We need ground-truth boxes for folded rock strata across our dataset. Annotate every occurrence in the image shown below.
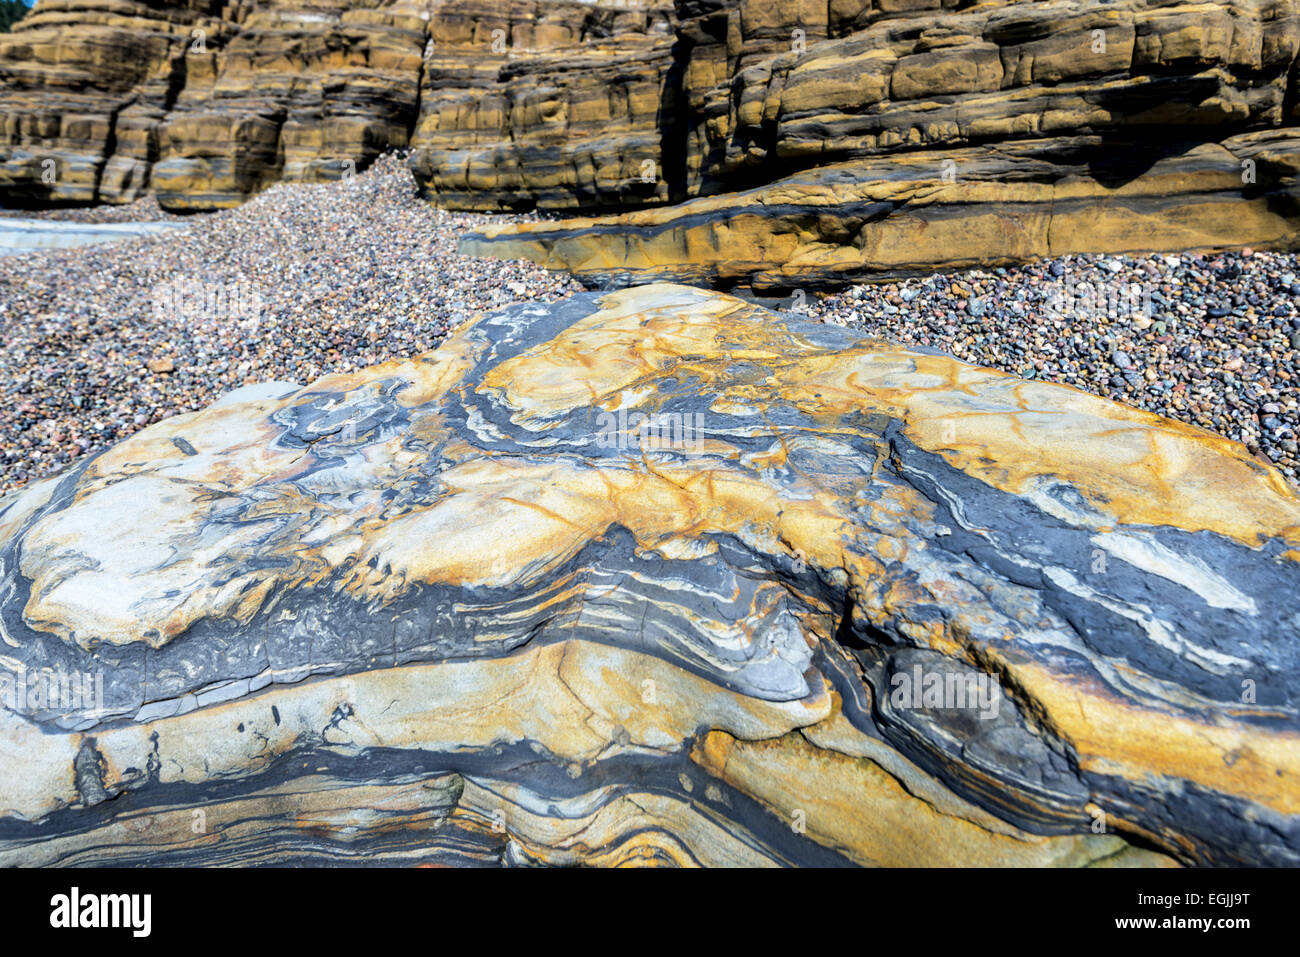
[0,284,1296,866]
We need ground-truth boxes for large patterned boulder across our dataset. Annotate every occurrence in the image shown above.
[0,284,1295,866]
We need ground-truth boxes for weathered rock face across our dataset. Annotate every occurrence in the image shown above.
[0,0,679,211]
[465,129,1300,289]
[674,0,1300,195]
[469,0,1300,285]
[1,284,1296,866]
[10,0,1300,277]
[152,0,430,210]
[0,0,417,209]
[408,0,679,212]
[0,0,225,205]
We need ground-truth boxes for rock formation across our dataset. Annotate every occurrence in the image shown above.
[0,0,434,209]
[467,0,1300,285]
[8,0,1300,287]
[0,0,679,211]
[464,129,1300,289]
[0,284,1296,866]
[0,0,222,205]
[152,0,430,210]
[408,0,679,212]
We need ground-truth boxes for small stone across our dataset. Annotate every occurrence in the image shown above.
[147,358,176,374]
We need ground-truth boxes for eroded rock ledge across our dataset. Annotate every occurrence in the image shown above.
[465,0,1300,286]
[0,284,1296,866]
[463,130,1300,289]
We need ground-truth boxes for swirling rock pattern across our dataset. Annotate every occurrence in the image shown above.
[1,283,1297,866]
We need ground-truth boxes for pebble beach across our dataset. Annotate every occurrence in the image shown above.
[804,252,1300,484]
[0,152,1297,493]
[0,153,581,492]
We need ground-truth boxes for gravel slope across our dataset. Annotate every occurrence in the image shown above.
[0,154,582,491]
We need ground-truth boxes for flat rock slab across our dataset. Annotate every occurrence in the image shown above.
[0,283,1296,866]
[463,131,1300,289]
[0,218,187,255]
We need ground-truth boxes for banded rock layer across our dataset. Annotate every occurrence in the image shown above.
[465,129,1300,289]
[0,0,679,210]
[152,0,431,210]
[0,284,1297,866]
[471,0,1300,284]
[408,0,679,212]
[0,0,228,205]
[8,0,1300,259]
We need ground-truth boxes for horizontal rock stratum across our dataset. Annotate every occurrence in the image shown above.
[0,284,1297,866]
[0,0,678,210]
[463,130,1300,289]
[465,0,1300,285]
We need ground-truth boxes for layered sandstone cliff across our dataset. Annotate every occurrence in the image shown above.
[4,0,1300,274]
[0,0,435,209]
[0,0,680,210]
[0,0,225,205]
[409,0,679,211]
[152,0,430,210]
[468,0,1300,285]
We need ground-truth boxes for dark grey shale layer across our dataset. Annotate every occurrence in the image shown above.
[0,284,1296,867]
